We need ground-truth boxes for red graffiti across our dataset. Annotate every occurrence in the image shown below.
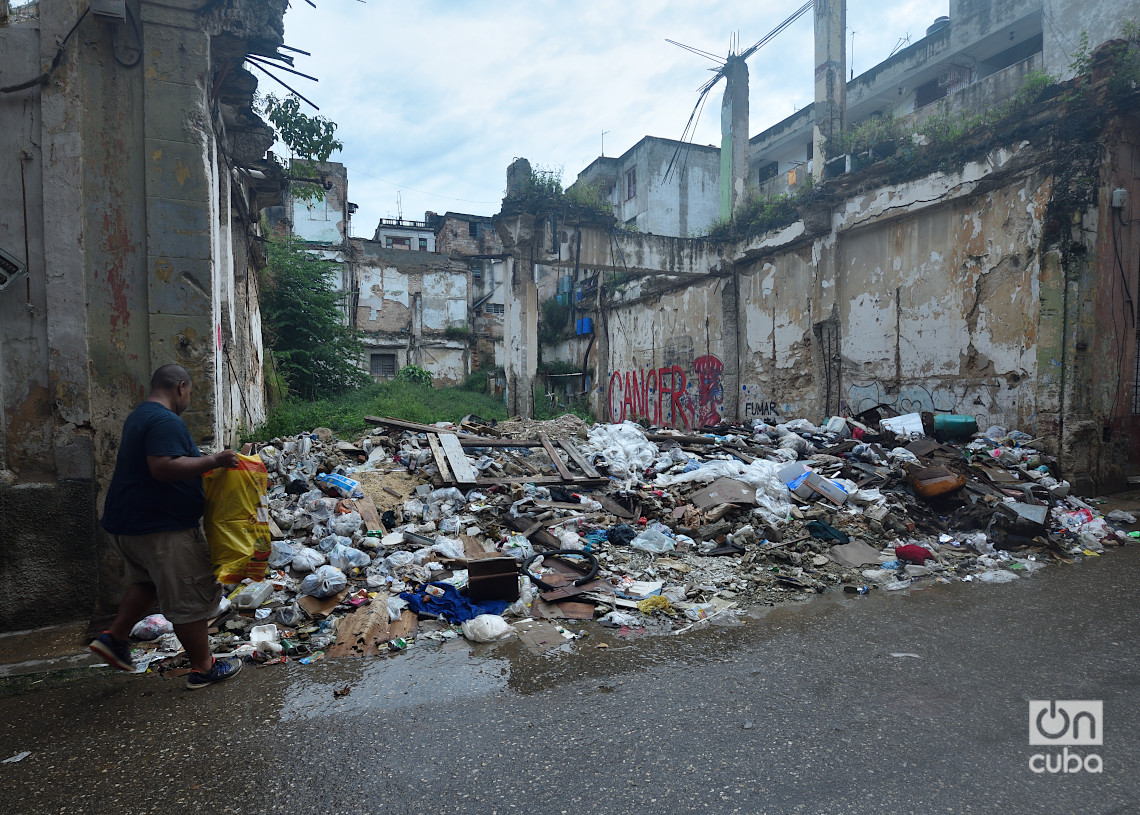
[607,365,693,429]
[692,354,724,428]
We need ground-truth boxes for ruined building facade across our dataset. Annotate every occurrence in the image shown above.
[0,0,287,627]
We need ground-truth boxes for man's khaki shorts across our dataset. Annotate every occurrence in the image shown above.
[111,527,222,625]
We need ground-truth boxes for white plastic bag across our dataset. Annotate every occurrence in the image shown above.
[631,528,675,554]
[268,540,299,569]
[430,537,466,560]
[330,511,363,537]
[584,421,658,479]
[328,543,370,572]
[299,565,347,598]
[460,614,513,642]
[291,546,326,573]
[502,534,534,561]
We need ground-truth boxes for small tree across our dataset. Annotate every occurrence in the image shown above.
[262,93,344,201]
[261,236,369,400]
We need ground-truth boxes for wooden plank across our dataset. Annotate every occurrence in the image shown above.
[502,513,562,550]
[352,495,386,533]
[475,475,608,487]
[594,494,635,519]
[558,438,600,478]
[538,432,574,481]
[503,450,541,475]
[364,415,479,438]
[439,433,477,484]
[426,434,453,482]
[459,437,542,448]
[268,516,286,540]
[461,533,492,560]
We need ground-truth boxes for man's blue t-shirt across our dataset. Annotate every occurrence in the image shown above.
[101,401,205,535]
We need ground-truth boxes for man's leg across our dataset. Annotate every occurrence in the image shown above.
[172,619,213,673]
[107,582,159,641]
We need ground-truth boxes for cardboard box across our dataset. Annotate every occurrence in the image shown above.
[467,556,520,601]
[802,472,848,506]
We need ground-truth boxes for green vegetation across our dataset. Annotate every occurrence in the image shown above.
[444,324,471,340]
[393,364,433,387]
[262,93,343,201]
[533,384,595,423]
[501,164,615,223]
[538,296,572,346]
[247,380,508,442]
[260,236,370,400]
[705,179,817,241]
[459,363,501,393]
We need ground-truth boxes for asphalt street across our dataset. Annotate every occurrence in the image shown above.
[0,544,1137,815]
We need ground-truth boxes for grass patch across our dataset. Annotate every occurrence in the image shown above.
[247,380,507,442]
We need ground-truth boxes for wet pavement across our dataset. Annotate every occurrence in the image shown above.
[1,545,1137,814]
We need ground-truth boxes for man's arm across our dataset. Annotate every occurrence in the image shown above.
[148,450,240,482]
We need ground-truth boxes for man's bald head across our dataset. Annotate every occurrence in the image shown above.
[151,364,191,393]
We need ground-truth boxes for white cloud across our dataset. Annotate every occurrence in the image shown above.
[275,0,945,233]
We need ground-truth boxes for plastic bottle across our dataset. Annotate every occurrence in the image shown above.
[233,581,273,609]
[843,585,870,594]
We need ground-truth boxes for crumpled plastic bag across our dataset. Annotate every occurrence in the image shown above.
[655,458,791,525]
[501,535,534,561]
[430,537,466,560]
[291,546,326,573]
[975,569,1018,584]
[598,610,642,628]
[584,421,658,478]
[328,543,370,572]
[330,511,363,537]
[318,534,352,553]
[299,565,347,598]
[631,528,675,554]
[268,540,298,570]
[386,595,408,622]
[460,614,514,642]
[130,614,173,641]
[384,550,416,571]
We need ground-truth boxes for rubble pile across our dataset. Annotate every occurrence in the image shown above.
[125,410,1137,672]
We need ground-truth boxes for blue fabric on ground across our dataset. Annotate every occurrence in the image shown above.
[400,582,509,623]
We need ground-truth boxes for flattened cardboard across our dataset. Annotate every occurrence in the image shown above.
[691,477,757,510]
[827,540,884,567]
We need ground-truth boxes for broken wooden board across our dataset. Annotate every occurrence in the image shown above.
[594,494,635,519]
[268,516,286,540]
[538,579,610,602]
[326,597,390,657]
[364,415,478,438]
[426,434,453,482]
[439,433,477,484]
[557,438,600,479]
[461,533,493,560]
[538,432,575,481]
[502,514,562,550]
[459,437,542,448]
[352,494,386,533]
[475,475,608,487]
[532,599,595,620]
[297,588,349,619]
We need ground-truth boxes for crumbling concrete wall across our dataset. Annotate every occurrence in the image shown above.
[0,0,282,629]
[543,98,1138,490]
[351,241,472,385]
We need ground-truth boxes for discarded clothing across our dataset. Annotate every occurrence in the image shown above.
[400,581,509,624]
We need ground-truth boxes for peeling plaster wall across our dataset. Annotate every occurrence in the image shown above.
[350,241,472,385]
[576,110,1138,490]
[0,0,282,629]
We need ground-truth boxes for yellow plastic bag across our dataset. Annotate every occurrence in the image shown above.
[203,454,271,584]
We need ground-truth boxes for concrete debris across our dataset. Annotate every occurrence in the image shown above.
[122,410,1138,673]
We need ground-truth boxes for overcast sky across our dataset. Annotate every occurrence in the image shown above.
[273,0,946,236]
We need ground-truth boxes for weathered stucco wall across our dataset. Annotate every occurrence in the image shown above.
[0,0,282,629]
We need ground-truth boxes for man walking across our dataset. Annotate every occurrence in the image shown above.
[91,364,243,689]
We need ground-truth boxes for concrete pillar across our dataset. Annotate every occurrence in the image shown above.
[497,214,538,419]
[812,0,846,182]
[719,57,749,220]
[140,1,218,446]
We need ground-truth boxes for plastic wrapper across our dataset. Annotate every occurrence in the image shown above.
[384,550,416,570]
[318,534,352,553]
[501,534,534,561]
[299,565,347,598]
[315,472,364,499]
[430,537,465,560]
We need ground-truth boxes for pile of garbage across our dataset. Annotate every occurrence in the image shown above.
[124,411,1137,672]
